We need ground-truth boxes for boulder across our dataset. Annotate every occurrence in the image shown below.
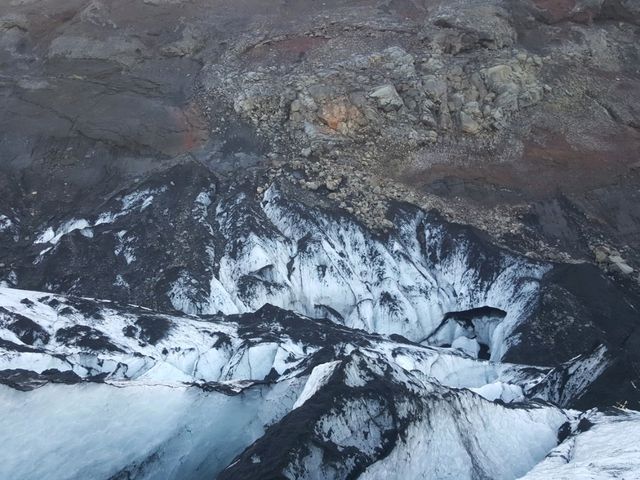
[422,75,448,100]
[370,85,404,110]
[325,177,341,191]
[594,249,609,263]
[495,88,520,111]
[425,130,438,142]
[609,254,625,264]
[485,65,513,91]
[519,86,543,108]
[421,112,437,128]
[431,4,516,52]
[460,111,481,134]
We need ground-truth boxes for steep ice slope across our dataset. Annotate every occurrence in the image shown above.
[212,184,547,363]
[8,163,549,363]
[219,351,568,480]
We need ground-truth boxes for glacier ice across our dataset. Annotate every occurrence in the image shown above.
[2,169,638,479]
[520,410,640,480]
[0,285,637,479]
[0,379,301,480]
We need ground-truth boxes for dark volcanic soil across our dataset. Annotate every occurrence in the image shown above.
[2,0,639,274]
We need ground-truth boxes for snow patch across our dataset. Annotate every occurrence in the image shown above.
[0,215,13,231]
[293,360,341,409]
[35,219,90,245]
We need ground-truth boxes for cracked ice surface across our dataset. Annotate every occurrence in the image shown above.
[183,185,548,362]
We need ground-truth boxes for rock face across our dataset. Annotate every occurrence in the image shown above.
[1,0,640,478]
[2,0,639,267]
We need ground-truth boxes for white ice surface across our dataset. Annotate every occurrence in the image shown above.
[520,410,640,480]
[188,185,548,362]
[362,395,567,480]
[0,285,637,480]
[0,379,302,480]
[0,285,610,411]
[293,360,341,409]
[35,218,90,244]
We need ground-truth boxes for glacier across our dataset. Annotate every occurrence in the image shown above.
[1,163,639,479]
[0,285,637,479]
[12,165,551,364]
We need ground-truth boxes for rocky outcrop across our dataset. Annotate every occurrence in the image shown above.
[2,0,639,274]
